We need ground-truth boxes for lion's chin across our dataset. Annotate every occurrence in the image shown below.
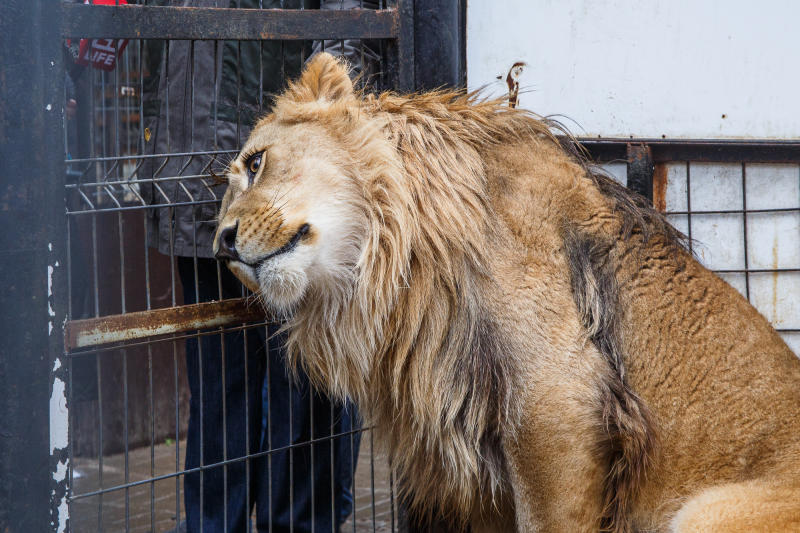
[258,270,308,314]
[225,261,261,293]
[226,260,308,313]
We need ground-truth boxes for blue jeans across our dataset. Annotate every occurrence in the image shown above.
[179,258,360,533]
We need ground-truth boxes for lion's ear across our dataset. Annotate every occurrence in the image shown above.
[287,52,355,103]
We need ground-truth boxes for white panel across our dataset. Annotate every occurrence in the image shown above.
[666,214,688,237]
[467,0,800,139]
[745,164,800,210]
[664,163,688,213]
[601,162,627,185]
[746,212,800,270]
[749,273,800,329]
[689,163,742,212]
[691,214,745,270]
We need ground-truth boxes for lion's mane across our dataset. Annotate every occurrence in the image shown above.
[263,57,687,527]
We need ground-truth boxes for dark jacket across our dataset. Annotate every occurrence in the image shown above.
[141,0,378,257]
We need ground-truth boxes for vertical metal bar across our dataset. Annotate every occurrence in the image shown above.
[244,327,252,533]
[369,429,376,532]
[330,401,335,533]
[67,340,75,532]
[67,216,74,319]
[309,388,315,533]
[266,329,274,533]
[686,162,694,256]
[221,332,229,532]
[149,342,156,531]
[92,215,100,317]
[0,2,68,529]
[214,40,219,148]
[626,143,655,203]
[258,37,264,116]
[139,40,153,314]
[236,40,242,148]
[742,163,751,300]
[96,353,104,531]
[101,69,108,181]
[123,347,130,533]
[289,379,294,533]
[412,0,463,91]
[66,222,75,531]
[165,40,171,154]
[174,338,182,529]
[391,0,415,92]
[351,410,356,533]
[124,40,132,171]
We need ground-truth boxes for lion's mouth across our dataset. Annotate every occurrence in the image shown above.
[241,223,310,269]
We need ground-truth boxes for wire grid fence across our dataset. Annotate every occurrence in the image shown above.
[662,161,800,353]
[602,160,800,354]
[62,3,400,532]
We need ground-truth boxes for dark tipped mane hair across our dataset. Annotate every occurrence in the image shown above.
[280,78,688,531]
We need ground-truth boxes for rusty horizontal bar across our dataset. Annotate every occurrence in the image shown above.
[576,138,800,163]
[61,4,398,40]
[65,298,267,351]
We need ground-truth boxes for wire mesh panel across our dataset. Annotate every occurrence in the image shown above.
[598,157,800,355]
[660,162,800,354]
[59,2,406,532]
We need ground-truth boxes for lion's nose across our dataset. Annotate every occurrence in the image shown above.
[215,223,240,261]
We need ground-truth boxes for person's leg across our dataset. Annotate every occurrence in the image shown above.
[334,401,361,526]
[255,327,349,533]
[180,257,265,533]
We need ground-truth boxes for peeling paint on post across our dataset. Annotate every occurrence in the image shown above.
[0,1,68,531]
[50,364,69,533]
[49,247,69,533]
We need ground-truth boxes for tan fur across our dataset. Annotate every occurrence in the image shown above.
[215,54,800,532]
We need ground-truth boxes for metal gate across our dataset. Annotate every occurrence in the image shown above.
[0,1,465,532]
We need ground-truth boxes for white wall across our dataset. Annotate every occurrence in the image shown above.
[467,0,800,139]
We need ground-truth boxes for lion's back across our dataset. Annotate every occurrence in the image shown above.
[481,135,800,526]
[622,248,800,514]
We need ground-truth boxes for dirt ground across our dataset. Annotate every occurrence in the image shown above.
[71,430,396,532]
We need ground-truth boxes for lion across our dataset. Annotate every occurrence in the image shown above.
[213,53,800,532]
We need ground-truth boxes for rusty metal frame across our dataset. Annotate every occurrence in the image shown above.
[65,298,267,351]
[579,138,800,164]
[61,4,399,41]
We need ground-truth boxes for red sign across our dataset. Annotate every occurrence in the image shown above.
[74,0,130,72]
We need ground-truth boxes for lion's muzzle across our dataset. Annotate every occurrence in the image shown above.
[215,222,240,262]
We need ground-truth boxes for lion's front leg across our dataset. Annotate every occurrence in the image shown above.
[503,389,608,533]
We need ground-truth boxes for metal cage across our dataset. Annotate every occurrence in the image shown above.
[0,2,798,533]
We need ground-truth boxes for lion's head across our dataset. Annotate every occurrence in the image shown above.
[214,54,383,313]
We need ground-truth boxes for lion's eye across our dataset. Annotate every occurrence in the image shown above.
[245,152,263,187]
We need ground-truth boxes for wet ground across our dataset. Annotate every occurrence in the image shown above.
[71,431,395,532]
